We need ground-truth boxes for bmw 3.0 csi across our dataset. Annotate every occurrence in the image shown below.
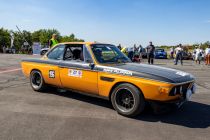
[21,42,196,117]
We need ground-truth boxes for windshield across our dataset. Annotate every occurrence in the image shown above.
[91,44,131,64]
[156,49,164,52]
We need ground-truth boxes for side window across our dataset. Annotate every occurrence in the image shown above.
[63,45,83,62]
[64,47,73,60]
[84,46,93,63]
[48,45,65,60]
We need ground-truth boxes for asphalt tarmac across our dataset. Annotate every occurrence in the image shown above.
[0,54,210,140]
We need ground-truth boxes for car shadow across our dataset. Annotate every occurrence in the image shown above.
[135,101,210,128]
[44,89,113,109]
[45,89,210,128]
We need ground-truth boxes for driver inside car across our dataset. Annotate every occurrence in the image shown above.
[93,49,104,63]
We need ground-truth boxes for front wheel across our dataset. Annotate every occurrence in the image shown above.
[111,83,145,117]
[30,70,46,92]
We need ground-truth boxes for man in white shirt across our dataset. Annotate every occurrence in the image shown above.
[174,44,183,65]
[205,45,210,65]
[195,46,203,64]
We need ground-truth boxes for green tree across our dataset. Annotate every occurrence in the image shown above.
[60,33,84,42]
[0,28,10,50]
[32,29,61,46]
[13,30,32,51]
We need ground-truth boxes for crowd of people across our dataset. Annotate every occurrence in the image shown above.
[118,42,210,66]
[117,42,156,64]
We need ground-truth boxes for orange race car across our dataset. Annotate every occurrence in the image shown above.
[21,42,196,117]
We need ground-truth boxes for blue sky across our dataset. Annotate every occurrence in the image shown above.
[0,0,210,46]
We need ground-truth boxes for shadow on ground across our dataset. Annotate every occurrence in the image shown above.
[135,101,210,128]
[45,89,210,129]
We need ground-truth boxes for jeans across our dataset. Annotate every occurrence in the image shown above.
[175,53,183,65]
[148,53,154,64]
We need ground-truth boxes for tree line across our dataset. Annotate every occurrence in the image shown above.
[0,27,84,52]
[160,41,210,51]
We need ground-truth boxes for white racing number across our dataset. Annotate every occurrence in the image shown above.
[68,69,82,78]
[176,71,188,77]
[49,70,55,78]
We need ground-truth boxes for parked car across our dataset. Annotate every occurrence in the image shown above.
[182,52,193,60]
[40,47,50,55]
[154,49,167,59]
[141,48,147,58]
[21,42,196,117]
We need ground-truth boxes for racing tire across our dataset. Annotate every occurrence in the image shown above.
[30,70,46,92]
[111,83,145,117]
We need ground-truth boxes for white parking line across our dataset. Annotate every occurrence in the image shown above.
[0,68,22,74]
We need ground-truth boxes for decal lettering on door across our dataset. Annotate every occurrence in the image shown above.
[103,68,133,76]
[68,69,82,78]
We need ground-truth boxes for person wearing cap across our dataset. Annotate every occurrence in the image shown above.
[49,34,58,48]
[174,44,183,65]
[205,45,210,65]
[146,42,155,64]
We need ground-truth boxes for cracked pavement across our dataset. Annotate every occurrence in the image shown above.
[0,54,210,140]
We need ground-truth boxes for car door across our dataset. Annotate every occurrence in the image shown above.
[59,44,99,95]
[42,44,65,87]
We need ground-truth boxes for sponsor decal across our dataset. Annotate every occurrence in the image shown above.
[103,68,132,76]
[176,71,188,77]
[49,70,55,78]
[68,69,82,78]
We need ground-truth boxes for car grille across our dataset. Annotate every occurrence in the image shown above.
[169,82,193,96]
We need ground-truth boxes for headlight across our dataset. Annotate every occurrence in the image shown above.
[159,87,171,94]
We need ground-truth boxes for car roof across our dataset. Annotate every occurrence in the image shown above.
[58,42,115,46]
[59,42,94,45]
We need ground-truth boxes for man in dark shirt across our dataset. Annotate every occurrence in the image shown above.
[146,41,155,64]
[117,44,122,50]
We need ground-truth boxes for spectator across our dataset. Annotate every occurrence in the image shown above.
[139,45,143,59]
[174,44,184,65]
[128,47,134,61]
[2,45,6,53]
[121,47,128,56]
[117,44,122,50]
[195,46,203,64]
[205,45,210,65]
[193,48,197,61]
[170,47,175,59]
[146,42,155,64]
[133,44,140,62]
[49,34,58,48]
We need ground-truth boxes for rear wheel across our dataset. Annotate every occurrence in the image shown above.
[30,70,46,92]
[111,83,145,117]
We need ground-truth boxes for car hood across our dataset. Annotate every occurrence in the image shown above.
[108,63,194,84]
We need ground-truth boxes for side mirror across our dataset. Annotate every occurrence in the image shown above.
[86,59,93,63]
[89,63,95,69]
